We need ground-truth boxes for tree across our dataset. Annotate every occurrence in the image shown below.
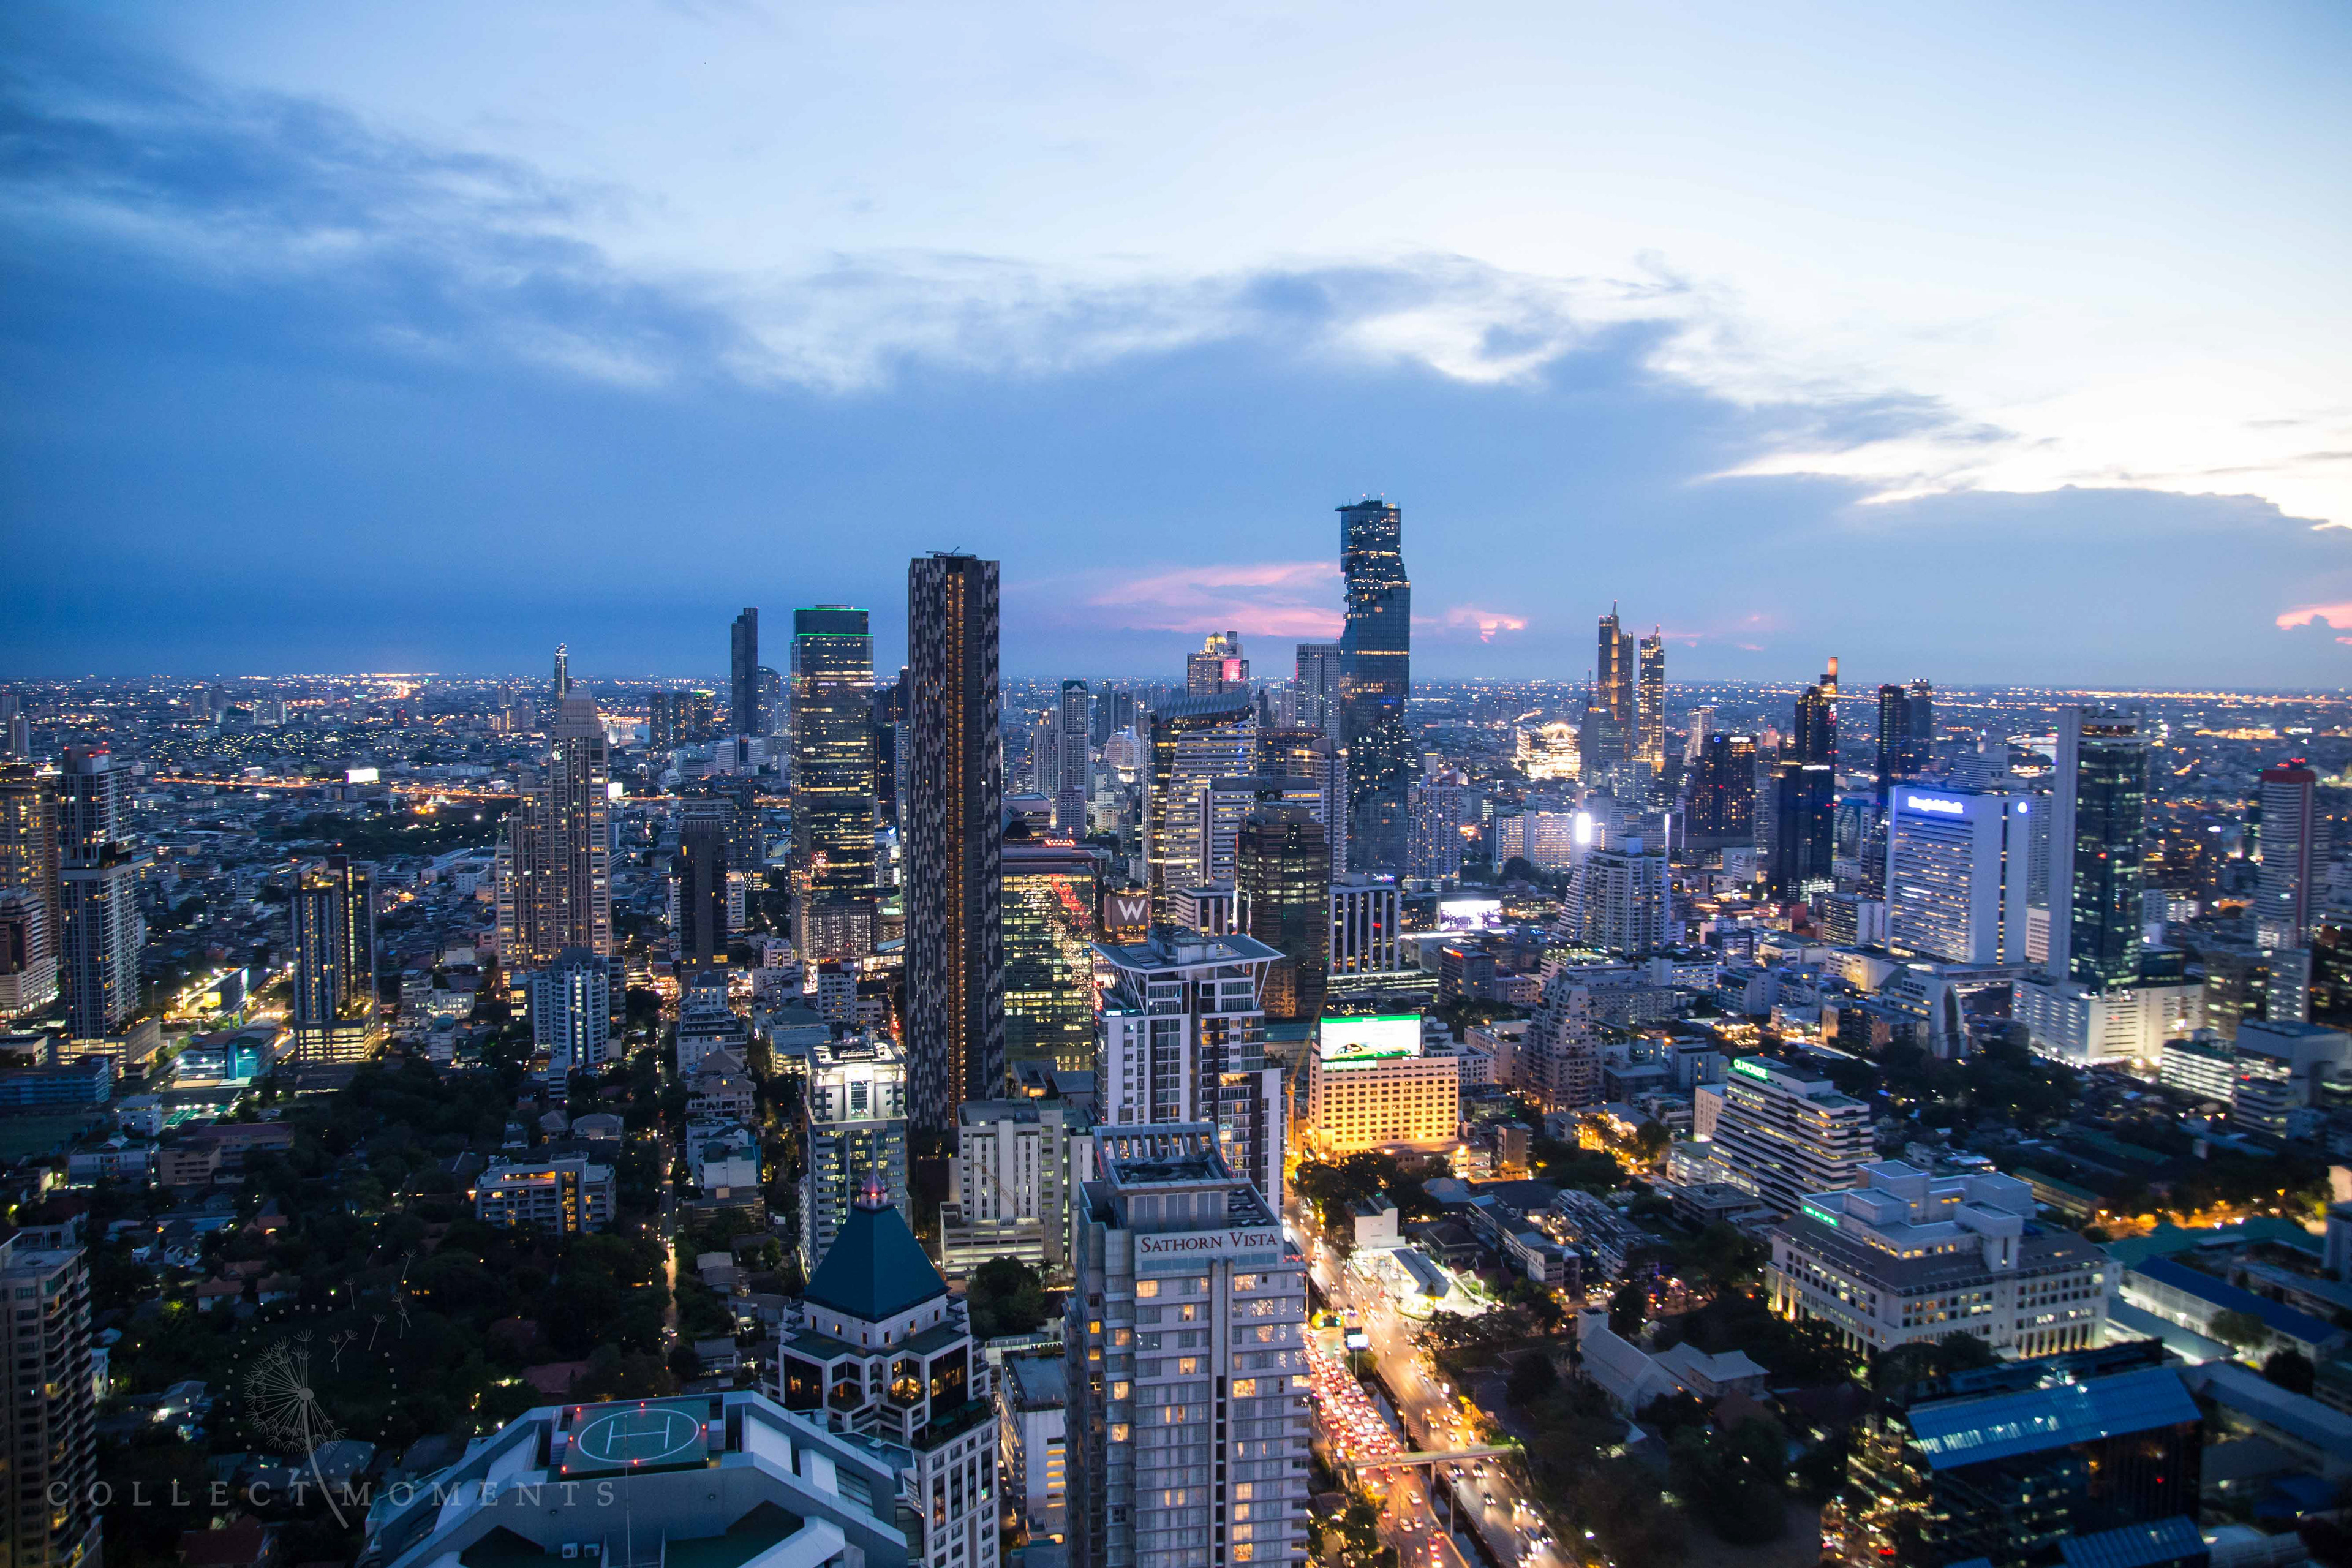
[1608,1280,1647,1340]
[1872,1331,2000,1392]
[965,1257,1052,1341]
[2261,1348,2315,1395]
[1683,1222,1766,1298]
[1507,1351,1558,1407]
[2210,1309,2272,1357]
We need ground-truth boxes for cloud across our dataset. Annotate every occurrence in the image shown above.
[2275,601,2352,631]
[1059,561,1344,641]
[1429,605,1528,643]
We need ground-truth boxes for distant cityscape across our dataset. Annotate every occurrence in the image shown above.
[3,502,2351,1568]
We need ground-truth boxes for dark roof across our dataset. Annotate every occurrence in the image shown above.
[2130,1256,2343,1347]
[1907,1365,2198,1471]
[802,1200,947,1323]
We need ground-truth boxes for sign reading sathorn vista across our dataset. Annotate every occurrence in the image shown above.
[1134,1227,1281,1261]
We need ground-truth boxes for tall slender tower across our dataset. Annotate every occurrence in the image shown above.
[1793,681,1838,764]
[2255,763,2317,949]
[1875,684,1913,793]
[905,553,1005,1131]
[1238,805,1332,1023]
[503,696,612,968]
[551,643,570,700]
[791,606,878,957]
[1144,693,1257,916]
[1590,608,1634,769]
[0,763,61,994]
[1294,641,1342,735]
[289,856,378,1062]
[673,799,731,973]
[729,607,760,739]
[1637,627,1666,771]
[1052,678,1091,834]
[1337,500,1411,873]
[2048,706,2146,989]
[57,748,141,1041]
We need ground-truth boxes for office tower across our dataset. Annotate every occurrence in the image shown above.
[1198,773,1329,889]
[672,799,731,970]
[728,606,760,738]
[871,676,905,834]
[1683,704,1714,764]
[797,1033,911,1281]
[684,687,718,744]
[790,606,878,958]
[1003,839,1105,1071]
[1698,1057,1871,1213]
[1569,838,1668,956]
[1588,607,1634,769]
[527,948,612,1076]
[2256,762,2318,948]
[1328,875,1402,982]
[1144,692,1256,915]
[551,641,569,699]
[1637,628,1665,771]
[1524,978,1601,1108]
[1768,1159,2108,1360]
[1186,631,1249,696]
[501,696,612,970]
[1237,806,1331,1023]
[905,552,1005,1131]
[1304,1022,1459,1156]
[1766,759,1834,900]
[57,748,140,1041]
[0,763,60,996]
[1293,640,1341,734]
[1093,927,1287,1207]
[289,856,377,1062]
[1256,728,1348,876]
[1829,1341,2199,1568]
[5,714,27,760]
[1049,678,1092,833]
[1884,785,2033,965]
[0,889,57,1017]
[1406,769,1465,881]
[1336,499,1413,873]
[1907,678,1934,768]
[1874,684,1913,791]
[753,663,784,737]
[2048,706,2146,989]
[940,1097,1090,1281]
[1064,1125,1310,1568]
[1793,680,1836,764]
[2,1230,99,1568]
[1689,733,1757,843]
[774,1181,1001,1568]
[646,689,676,751]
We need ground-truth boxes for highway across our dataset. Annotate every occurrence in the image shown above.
[1292,1202,1564,1568]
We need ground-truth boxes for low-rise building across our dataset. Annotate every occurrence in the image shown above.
[473,1156,616,1234]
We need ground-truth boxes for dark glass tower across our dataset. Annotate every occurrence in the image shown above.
[1238,805,1331,1023]
[2052,706,2146,989]
[1001,838,1103,1071]
[1589,608,1635,769]
[290,855,377,1061]
[791,606,878,958]
[1691,733,1757,840]
[1875,683,1912,791]
[1793,682,1837,764]
[1767,759,1835,899]
[673,798,731,973]
[905,554,1005,1131]
[728,606,760,739]
[1336,500,1412,873]
[1637,628,1665,771]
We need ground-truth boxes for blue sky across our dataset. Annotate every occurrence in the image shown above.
[4,1,2350,687]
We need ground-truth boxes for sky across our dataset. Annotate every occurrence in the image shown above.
[4,1,2351,689]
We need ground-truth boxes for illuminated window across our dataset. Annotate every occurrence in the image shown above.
[1232,1378,1257,1396]
[1135,1280,1159,1299]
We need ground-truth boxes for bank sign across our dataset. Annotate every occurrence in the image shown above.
[1134,1227,1281,1270]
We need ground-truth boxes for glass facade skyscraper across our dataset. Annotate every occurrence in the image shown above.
[1001,839,1103,1071]
[1589,607,1634,768]
[791,605,877,957]
[728,606,760,739]
[1336,500,1412,873]
[1237,805,1331,1023]
[2050,706,2146,989]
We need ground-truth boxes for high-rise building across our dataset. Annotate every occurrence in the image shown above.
[872,676,905,835]
[1689,733,1758,844]
[1874,684,1912,791]
[551,641,570,700]
[1766,758,1835,900]
[2,1229,99,1568]
[0,888,58,1018]
[1255,728,1348,876]
[1144,692,1256,916]
[728,606,760,739]
[672,798,731,971]
[1002,839,1104,1072]
[1828,1341,2199,1568]
[1328,875,1402,983]
[1589,608,1634,770]
[791,605,878,958]
[2256,762,2319,948]
[940,1097,1091,1283]
[905,553,1005,1131]
[1907,678,1934,770]
[2048,706,2146,989]
[1293,641,1341,735]
[1523,978,1600,1108]
[527,948,612,1077]
[1064,1125,1310,1568]
[0,763,60,1003]
[1793,681,1836,764]
[1304,1023,1460,1156]
[1093,927,1287,1207]
[500,696,612,970]
[1408,769,1466,881]
[1569,838,1668,956]
[1697,1057,1872,1215]
[798,1033,911,1281]
[57,748,141,1041]
[1237,805,1331,1023]
[1186,631,1249,696]
[1637,628,1665,771]
[1884,785,2034,965]
[289,856,377,1063]
[1198,774,1329,889]
[1337,500,1412,874]
[1052,679,1091,833]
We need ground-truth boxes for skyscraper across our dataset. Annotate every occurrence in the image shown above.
[551,642,570,700]
[729,606,760,739]
[1237,805,1331,1023]
[1793,680,1837,764]
[2,1230,99,1568]
[905,552,1005,1131]
[1637,627,1666,771]
[57,748,141,1041]
[1293,640,1341,734]
[796,1034,912,1280]
[1144,691,1257,916]
[1874,683,1915,791]
[1052,678,1091,833]
[527,948,612,1077]
[1337,500,1412,873]
[1689,733,1757,843]
[1766,759,1835,900]
[501,695,612,970]
[2256,762,2318,948]
[1907,677,1935,769]
[290,856,377,1062]
[1002,838,1104,1072]
[2048,706,2146,989]
[1883,786,2033,965]
[673,797,731,971]
[1589,607,1634,769]
[0,763,60,1005]
[1186,631,1249,696]
[790,605,878,957]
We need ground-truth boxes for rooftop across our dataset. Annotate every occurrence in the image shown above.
[802,1196,948,1324]
[2128,1256,2343,1348]
[1905,1364,2199,1471]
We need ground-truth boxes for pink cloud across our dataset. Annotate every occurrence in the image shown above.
[2277,601,2352,631]
[1076,560,1343,639]
[1430,605,1528,642]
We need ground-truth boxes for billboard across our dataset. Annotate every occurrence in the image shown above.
[1438,897,1502,932]
[1101,890,1152,943]
[1319,1013,1422,1064]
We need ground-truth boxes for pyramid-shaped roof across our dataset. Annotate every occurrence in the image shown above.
[802,1196,948,1324]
